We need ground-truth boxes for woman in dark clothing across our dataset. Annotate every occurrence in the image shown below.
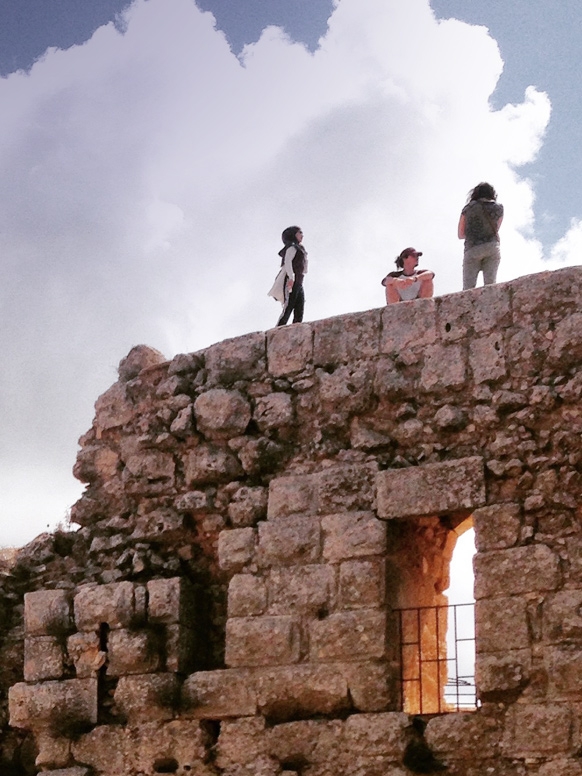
[275,225,308,326]
[458,182,504,289]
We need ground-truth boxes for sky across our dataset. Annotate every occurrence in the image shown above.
[0,0,580,548]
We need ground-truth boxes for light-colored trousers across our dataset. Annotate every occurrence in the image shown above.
[463,241,501,289]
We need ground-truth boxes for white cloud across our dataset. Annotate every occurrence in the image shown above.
[0,0,570,546]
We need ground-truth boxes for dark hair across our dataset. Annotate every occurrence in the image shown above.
[281,226,301,245]
[469,182,497,202]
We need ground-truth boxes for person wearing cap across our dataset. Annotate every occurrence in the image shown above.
[381,248,434,304]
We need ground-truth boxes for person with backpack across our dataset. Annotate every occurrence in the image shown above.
[268,225,308,326]
[458,182,504,289]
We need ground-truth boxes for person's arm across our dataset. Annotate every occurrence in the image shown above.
[283,246,296,278]
[416,269,434,280]
[291,250,305,287]
[457,213,466,239]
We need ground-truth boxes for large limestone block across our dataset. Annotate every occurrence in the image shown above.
[184,445,243,485]
[381,297,437,353]
[548,311,582,368]
[473,503,521,551]
[182,669,256,718]
[339,559,386,609]
[74,581,144,631]
[476,650,531,696]
[474,544,560,599]
[545,646,582,697]
[254,392,294,432]
[469,333,506,383]
[225,616,301,667]
[511,266,582,323]
[313,309,382,366]
[147,577,196,626]
[35,731,71,770]
[420,343,467,391]
[344,712,410,757]
[337,660,396,712]
[267,565,334,615]
[106,628,161,676]
[255,664,350,722]
[24,589,73,636]
[24,636,64,682]
[502,703,573,758]
[9,678,98,733]
[228,574,268,617]
[114,673,179,722]
[227,485,268,527]
[425,710,501,757]
[123,450,175,484]
[475,597,530,652]
[543,590,582,643]
[257,516,321,567]
[205,331,266,383]
[309,610,386,661]
[218,527,256,571]
[215,717,270,770]
[94,382,133,432]
[267,323,313,377]
[267,474,317,518]
[131,509,186,541]
[71,725,131,775]
[316,463,378,514]
[376,457,485,519]
[322,512,386,562]
[131,720,212,775]
[194,388,251,438]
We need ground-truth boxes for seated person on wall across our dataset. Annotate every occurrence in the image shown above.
[381,247,434,304]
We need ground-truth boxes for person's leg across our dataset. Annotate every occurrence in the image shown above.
[482,244,501,285]
[418,276,434,298]
[292,286,305,323]
[463,248,481,289]
[278,282,299,326]
[385,284,401,304]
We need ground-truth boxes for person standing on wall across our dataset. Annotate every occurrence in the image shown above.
[458,182,504,289]
[382,247,434,303]
[269,225,308,326]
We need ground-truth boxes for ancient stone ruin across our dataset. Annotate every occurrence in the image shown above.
[1,266,582,775]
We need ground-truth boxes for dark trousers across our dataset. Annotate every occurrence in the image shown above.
[277,282,305,326]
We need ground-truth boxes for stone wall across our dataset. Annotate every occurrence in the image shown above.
[2,266,582,775]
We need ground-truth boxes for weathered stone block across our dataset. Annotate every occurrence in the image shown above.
[24,589,73,637]
[309,610,386,661]
[71,725,131,775]
[228,574,268,617]
[267,565,334,615]
[545,646,582,697]
[469,333,506,383]
[184,445,243,485]
[267,323,313,377]
[376,457,485,519]
[322,512,386,562]
[316,462,378,513]
[502,703,573,757]
[543,590,582,643]
[225,616,301,667]
[344,712,410,756]
[255,664,350,722]
[425,710,501,756]
[35,732,71,770]
[205,331,266,382]
[254,393,294,432]
[67,632,106,678]
[257,516,321,567]
[267,474,317,518]
[474,545,560,599]
[476,650,531,696]
[9,678,98,733]
[42,768,90,776]
[473,503,521,551]
[24,636,64,682]
[215,717,269,770]
[381,297,437,353]
[131,509,186,541]
[218,527,256,571]
[182,669,256,718]
[147,577,196,625]
[420,343,466,390]
[512,266,582,323]
[114,673,179,722]
[74,581,142,631]
[476,597,530,652]
[194,388,252,438]
[339,559,386,609]
[338,660,396,712]
[106,628,161,676]
[165,624,197,673]
[228,485,268,526]
[313,309,381,366]
[94,382,134,432]
[471,282,512,334]
[123,451,175,481]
